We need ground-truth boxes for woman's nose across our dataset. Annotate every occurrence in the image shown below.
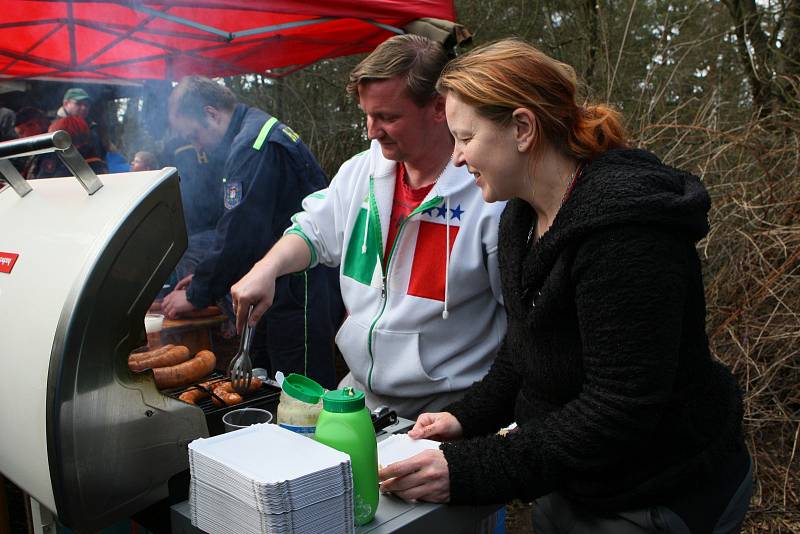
[452,146,466,167]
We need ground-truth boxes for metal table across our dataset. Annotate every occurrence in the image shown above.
[170,418,500,533]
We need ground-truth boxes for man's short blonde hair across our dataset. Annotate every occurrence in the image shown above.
[346,34,449,107]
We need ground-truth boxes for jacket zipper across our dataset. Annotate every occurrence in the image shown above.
[364,176,443,391]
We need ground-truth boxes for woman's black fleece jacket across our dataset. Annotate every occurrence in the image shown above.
[441,148,744,513]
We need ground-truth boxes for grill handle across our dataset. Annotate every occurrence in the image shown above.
[0,130,103,197]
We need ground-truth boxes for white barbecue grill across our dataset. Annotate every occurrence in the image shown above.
[0,132,217,532]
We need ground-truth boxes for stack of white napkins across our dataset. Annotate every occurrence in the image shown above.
[188,424,354,534]
[377,434,440,467]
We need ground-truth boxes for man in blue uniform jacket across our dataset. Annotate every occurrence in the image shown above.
[162,75,343,388]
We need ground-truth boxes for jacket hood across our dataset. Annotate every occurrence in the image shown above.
[506,148,711,251]
[563,148,711,241]
[501,148,711,304]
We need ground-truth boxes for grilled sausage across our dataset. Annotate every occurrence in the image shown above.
[177,377,228,405]
[128,344,174,366]
[215,378,263,395]
[210,378,264,406]
[200,378,228,390]
[153,350,216,389]
[178,387,209,404]
[129,345,191,372]
[212,390,244,406]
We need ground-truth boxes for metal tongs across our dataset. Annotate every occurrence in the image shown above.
[193,379,227,405]
[227,305,255,394]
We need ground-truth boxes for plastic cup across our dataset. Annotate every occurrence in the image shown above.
[144,313,164,333]
[222,408,273,432]
[144,313,164,349]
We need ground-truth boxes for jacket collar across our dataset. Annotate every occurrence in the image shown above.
[499,199,539,317]
[221,103,248,147]
[367,140,471,198]
[207,103,247,163]
[501,148,711,313]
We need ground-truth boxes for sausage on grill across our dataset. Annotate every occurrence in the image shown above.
[153,350,216,389]
[210,378,264,407]
[178,388,209,404]
[128,344,175,366]
[177,378,227,404]
[129,345,190,372]
[212,389,244,406]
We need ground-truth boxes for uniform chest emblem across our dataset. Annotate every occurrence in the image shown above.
[224,181,243,209]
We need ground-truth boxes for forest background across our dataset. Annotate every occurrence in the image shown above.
[113,0,799,531]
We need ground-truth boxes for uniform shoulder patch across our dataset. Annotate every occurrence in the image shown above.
[224,181,243,209]
[281,126,300,143]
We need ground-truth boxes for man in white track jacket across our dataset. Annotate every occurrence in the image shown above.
[232,34,506,418]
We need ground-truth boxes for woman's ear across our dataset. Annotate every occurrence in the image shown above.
[512,108,536,152]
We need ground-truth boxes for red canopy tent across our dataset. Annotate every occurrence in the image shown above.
[0,0,456,81]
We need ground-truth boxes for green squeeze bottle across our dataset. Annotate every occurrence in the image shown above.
[315,386,379,526]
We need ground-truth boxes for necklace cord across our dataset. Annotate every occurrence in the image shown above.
[528,161,583,244]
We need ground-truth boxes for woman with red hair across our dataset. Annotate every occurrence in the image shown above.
[378,38,751,534]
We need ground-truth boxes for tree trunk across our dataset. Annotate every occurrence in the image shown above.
[721,0,774,114]
[778,0,800,107]
[584,0,600,85]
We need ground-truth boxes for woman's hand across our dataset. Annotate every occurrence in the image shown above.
[378,449,450,503]
[407,412,463,441]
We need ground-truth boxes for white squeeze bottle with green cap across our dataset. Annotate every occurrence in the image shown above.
[315,386,379,525]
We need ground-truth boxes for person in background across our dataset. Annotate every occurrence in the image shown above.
[163,136,224,238]
[162,136,224,281]
[104,143,130,173]
[158,137,223,327]
[131,150,159,172]
[0,107,17,142]
[57,87,91,121]
[230,34,507,419]
[34,116,108,178]
[0,107,18,180]
[57,87,106,161]
[12,107,50,177]
[378,38,752,534]
[161,76,343,388]
[14,107,49,139]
